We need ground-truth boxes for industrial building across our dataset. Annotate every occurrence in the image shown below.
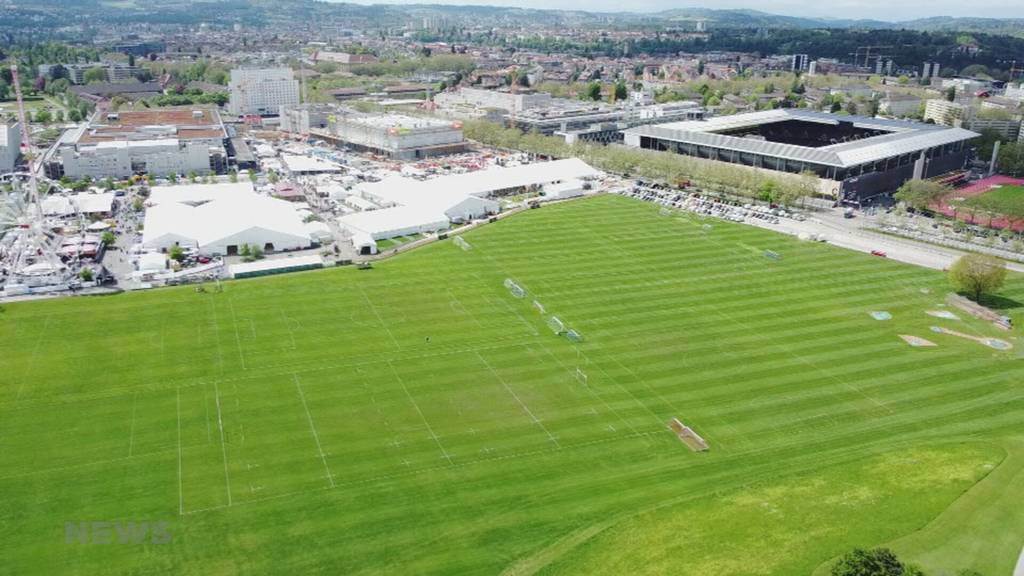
[228,68,300,117]
[0,120,21,174]
[339,158,600,254]
[434,87,554,114]
[623,109,978,202]
[314,113,467,160]
[53,109,228,179]
[142,182,312,256]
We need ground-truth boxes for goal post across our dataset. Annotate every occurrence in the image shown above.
[504,278,527,298]
[547,315,565,335]
[453,236,472,251]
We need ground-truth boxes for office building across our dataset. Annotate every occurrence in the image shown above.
[228,68,300,117]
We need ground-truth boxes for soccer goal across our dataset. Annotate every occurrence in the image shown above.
[565,329,583,343]
[547,315,565,335]
[453,236,472,251]
[504,278,527,298]
[532,300,546,314]
[575,368,588,385]
[659,207,673,217]
[764,250,781,261]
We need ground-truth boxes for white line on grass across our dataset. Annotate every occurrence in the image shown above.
[176,387,183,516]
[475,350,561,449]
[388,361,453,464]
[293,374,335,488]
[207,298,226,377]
[182,429,661,517]
[14,314,52,402]
[213,380,233,506]
[128,390,138,457]
[534,345,643,437]
[359,287,402,350]
[226,299,247,371]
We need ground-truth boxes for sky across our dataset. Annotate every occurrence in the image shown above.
[338,0,1024,21]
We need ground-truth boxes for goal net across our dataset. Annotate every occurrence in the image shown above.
[659,207,673,217]
[453,236,472,251]
[532,300,546,314]
[547,315,565,334]
[565,329,583,343]
[764,250,781,261]
[504,278,527,298]
[575,368,588,385]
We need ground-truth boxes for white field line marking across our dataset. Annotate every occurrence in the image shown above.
[181,429,660,517]
[212,380,233,506]
[176,387,184,516]
[447,287,484,328]
[15,314,52,401]
[388,361,452,464]
[709,303,894,416]
[293,374,335,488]
[534,345,642,437]
[207,297,226,376]
[226,299,247,371]
[127,390,138,457]
[359,287,402,351]
[475,350,561,448]
[280,310,298,350]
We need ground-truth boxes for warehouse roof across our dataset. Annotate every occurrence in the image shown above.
[624,109,978,168]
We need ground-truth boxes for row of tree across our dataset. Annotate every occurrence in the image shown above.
[463,120,819,206]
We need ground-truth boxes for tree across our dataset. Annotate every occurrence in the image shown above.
[585,82,602,101]
[33,109,52,123]
[100,231,116,246]
[945,86,956,102]
[83,66,107,84]
[613,81,628,102]
[950,253,1007,302]
[831,548,914,576]
[229,169,238,183]
[169,245,185,262]
[79,268,94,282]
[248,170,258,184]
[267,169,279,184]
[894,179,951,211]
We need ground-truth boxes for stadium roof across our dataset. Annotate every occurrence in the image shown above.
[623,109,979,168]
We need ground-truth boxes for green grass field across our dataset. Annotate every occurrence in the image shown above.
[2,194,1023,575]
[963,184,1024,217]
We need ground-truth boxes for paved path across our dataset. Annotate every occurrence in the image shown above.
[746,211,1024,274]
[1015,545,1024,576]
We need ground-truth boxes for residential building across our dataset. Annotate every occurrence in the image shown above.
[879,93,922,118]
[228,68,300,117]
[924,99,967,126]
[0,120,21,174]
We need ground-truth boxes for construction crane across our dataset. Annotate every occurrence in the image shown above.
[508,65,520,130]
[3,63,68,288]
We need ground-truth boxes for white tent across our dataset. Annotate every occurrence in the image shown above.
[143,182,311,256]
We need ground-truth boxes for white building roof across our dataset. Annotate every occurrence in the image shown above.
[280,154,344,174]
[143,182,308,251]
[229,255,323,277]
[149,182,255,206]
[41,192,115,216]
[340,158,599,240]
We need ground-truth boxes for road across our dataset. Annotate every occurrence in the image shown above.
[746,209,1024,274]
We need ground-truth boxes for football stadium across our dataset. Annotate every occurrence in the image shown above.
[623,110,979,203]
[2,194,1023,575]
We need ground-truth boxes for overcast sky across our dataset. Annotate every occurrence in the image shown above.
[340,0,1024,21]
